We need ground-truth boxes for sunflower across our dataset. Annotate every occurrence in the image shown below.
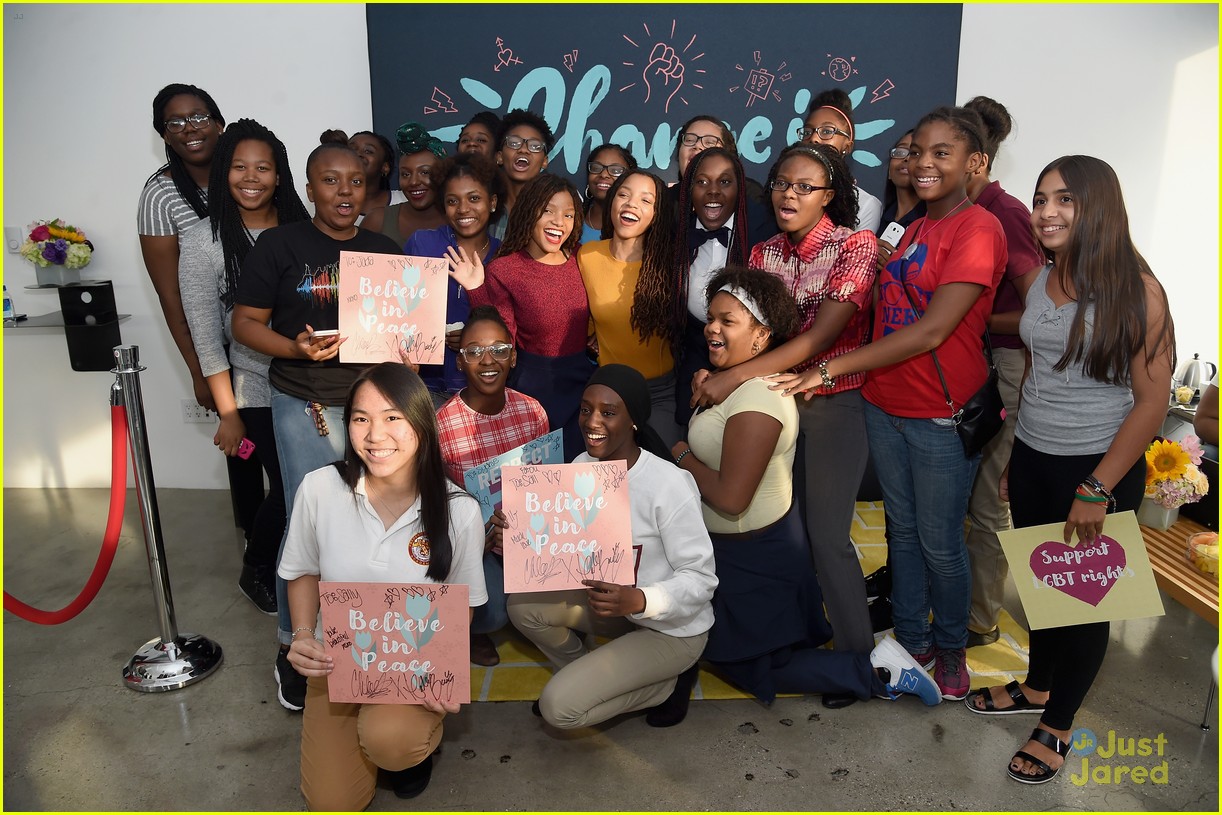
[1145,439,1189,483]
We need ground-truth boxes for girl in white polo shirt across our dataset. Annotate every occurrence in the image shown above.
[279,363,486,809]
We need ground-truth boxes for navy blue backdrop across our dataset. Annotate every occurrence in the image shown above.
[367,4,962,194]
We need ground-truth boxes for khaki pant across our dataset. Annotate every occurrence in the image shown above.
[299,675,444,811]
[965,345,1026,634]
[508,590,708,729]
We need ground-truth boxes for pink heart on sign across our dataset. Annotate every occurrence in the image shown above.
[1029,535,1127,607]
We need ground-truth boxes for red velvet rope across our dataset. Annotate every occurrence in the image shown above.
[4,404,128,624]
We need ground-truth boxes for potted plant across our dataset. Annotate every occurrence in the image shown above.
[20,219,93,286]
[1139,435,1209,530]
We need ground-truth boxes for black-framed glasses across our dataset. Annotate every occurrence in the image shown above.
[679,133,723,148]
[503,136,546,153]
[768,179,833,195]
[889,147,912,160]
[459,342,513,362]
[164,114,213,133]
[796,125,851,142]
[587,162,627,177]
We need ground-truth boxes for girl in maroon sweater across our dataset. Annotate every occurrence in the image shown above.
[446,174,592,459]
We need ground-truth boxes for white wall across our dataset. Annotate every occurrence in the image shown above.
[958,2,1219,367]
[3,3,1218,489]
[2,3,370,488]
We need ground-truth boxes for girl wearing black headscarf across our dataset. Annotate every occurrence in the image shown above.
[508,365,718,729]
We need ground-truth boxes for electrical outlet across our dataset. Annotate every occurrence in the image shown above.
[181,399,217,424]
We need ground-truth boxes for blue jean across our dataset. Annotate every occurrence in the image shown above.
[271,387,347,643]
[471,551,508,634]
[864,401,979,653]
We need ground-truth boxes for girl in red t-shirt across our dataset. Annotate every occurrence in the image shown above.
[770,106,1007,703]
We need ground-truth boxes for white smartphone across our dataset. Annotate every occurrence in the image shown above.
[880,221,906,247]
[309,329,340,339]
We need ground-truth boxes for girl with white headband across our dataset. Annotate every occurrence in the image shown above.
[689,143,879,708]
[672,268,939,708]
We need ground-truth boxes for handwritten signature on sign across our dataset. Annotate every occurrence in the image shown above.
[348,667,458,704]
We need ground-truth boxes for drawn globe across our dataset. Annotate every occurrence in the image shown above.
[828,57,852,82]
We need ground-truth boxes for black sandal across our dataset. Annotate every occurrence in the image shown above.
[1007,727,1071,784]
[965,680,1046,715]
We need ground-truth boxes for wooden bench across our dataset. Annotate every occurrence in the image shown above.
[1142,515,1219,626]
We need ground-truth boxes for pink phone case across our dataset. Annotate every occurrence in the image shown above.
[237,438,256,460]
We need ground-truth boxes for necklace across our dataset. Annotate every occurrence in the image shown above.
[903,197,971,261]
[367,481,409,521]
[915,196,972,244]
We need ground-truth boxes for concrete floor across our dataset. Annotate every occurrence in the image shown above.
[3,486,1218,812]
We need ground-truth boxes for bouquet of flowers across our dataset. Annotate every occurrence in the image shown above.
[1145,435,1209,509]
[20,219,93,269]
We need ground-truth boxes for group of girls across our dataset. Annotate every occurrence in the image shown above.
[143,80,1174,807]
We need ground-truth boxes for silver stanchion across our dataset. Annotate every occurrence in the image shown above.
[113,345,222,691]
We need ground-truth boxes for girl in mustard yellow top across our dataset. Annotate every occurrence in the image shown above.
[578,169,683,448]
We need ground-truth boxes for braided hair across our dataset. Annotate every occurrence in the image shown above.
[601,170,675,344]
[494,174,583,260]
[672,147,750,333]
[207,119,310,308]
[146,83,225,220]
[767,143,859,229]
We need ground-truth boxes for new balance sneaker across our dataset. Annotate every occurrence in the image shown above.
[275,645,306,712]
[934,647,970,701]
[870,636,941,706]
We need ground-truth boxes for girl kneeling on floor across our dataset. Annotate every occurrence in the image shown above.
[508,365,719,729]
[279,363,487,809]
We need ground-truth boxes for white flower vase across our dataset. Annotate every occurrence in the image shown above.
[35,265,81,287]
[1137,497,1180,530]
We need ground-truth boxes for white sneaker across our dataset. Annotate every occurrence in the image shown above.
[870,636,941,706]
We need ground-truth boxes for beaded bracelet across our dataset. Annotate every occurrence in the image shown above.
[675,448,691,466]
[292,627,316,641]
[816,359,836,391]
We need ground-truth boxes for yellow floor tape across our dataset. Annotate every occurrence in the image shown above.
[476,501,1030,702]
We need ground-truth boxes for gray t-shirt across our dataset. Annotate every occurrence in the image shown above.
[137,173,206,238]
[1015,264,1134,455]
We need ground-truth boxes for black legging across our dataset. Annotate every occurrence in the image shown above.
[237,406,286,570]
[1008,438,1145,731]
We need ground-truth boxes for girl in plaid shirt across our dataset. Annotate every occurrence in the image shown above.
[436,305,548,665]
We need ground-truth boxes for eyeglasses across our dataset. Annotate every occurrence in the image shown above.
[164,114,213,133]
[679,133,723,149]
[503,136,546,153]
[889,147,912,160]
[587,162,627,177]
[459,342,513,362]
[768,179,833,195]
[796,125,851,142]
